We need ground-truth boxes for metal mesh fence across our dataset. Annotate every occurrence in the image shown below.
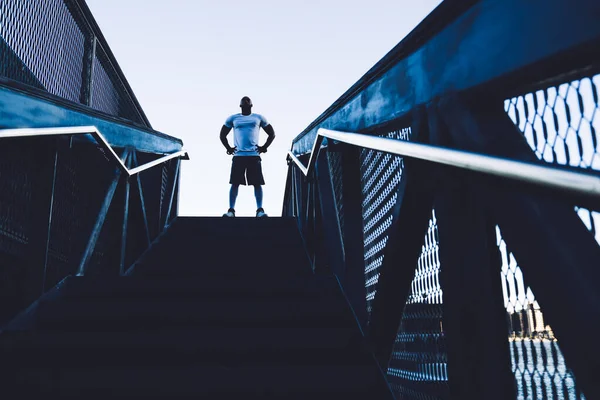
[90,45,144,124]
[356,126,449,398]
[45,140,115,287]
[0,136,179,323]
[0,138,35,260]
[503,72,599,399]
[0,0,148,126]
[0,138,116,321]
[505,74,600,244]
[496,227,586,400]
[326,151,345,246]
[386,210,448,400]
[91,48,121,118]
[360,128,410,315]
[0,0,87,103]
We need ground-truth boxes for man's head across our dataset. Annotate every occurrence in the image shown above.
[240,96,252,115]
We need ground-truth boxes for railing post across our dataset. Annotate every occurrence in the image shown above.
[305,175,315,270]
[435,177,515,399]
[433,94,600,399]
[367,161,436,368]
[27,137,59,302]
[119,151,132,275]
[164,159,180,230]
[77,148,131,276]
[132,152,151,246]
[367,109,438,370]
[282,164,294,217]
[417,98,515,398]
[80,35,97,106]
[315,150,345,277]
[339,143,367,328]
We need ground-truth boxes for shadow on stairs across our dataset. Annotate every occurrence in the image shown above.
[0,217,393,398]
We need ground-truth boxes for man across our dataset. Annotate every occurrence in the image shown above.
[220,96,275,218]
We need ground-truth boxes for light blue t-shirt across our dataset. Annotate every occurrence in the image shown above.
[224,113,269,156]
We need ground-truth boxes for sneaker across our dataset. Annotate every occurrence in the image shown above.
[223,208,235,217]
[256,208,268,218]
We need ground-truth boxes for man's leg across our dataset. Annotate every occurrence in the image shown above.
[247,157,267,217]
[253,185,263,209]
[225,157,244,217]
[230,184,240,209]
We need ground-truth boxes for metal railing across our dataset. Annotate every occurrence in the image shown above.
[283,1,600,399]
[289,128,600,201]
[0,126,188,177]
[0,126,185,325]
[0,126,188,276]
[0,0,185,340]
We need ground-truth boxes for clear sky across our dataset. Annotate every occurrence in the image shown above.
[86,0,442,217]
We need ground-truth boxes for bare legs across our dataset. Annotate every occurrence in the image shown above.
[229,184,263,210]
[229,184,239,209]
[254,185,263,209]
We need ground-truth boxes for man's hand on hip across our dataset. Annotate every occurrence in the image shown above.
[257,145,267,154]
[226,146,237,155]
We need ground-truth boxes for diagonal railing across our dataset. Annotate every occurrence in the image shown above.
[0,126,187,326]
[0,126,188,176]
[289,128,600,202]
[283,1,600,399]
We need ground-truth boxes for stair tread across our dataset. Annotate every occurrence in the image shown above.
[61,275,340,296]
[1,327,362,349]
[7,365,388,393]
[1,328,371,366]
[1,217,392,399]
[32,297,355,330]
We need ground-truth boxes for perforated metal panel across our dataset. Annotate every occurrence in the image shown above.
[91,45,143,124]
[503,73,599,399]
[0,0,87,103]
[360,127,448,398]
[386,210,448,400]
[327,151,345,244]
[0,139,34,257]
[496,227,586,400]
[0,0,148,126]
[45,141,114,287]
[90,48,120,117]
[360,128,410,314]
[505,74,600,244]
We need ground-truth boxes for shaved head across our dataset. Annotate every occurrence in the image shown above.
[240,96,252,107]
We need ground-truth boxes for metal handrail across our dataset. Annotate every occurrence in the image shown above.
[0,126,188,175]
[288,128,600,200]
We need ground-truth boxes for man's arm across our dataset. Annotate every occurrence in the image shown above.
[257,124,275,153]
[220,125,235,154]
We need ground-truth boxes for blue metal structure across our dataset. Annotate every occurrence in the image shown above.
[0,0,184,325]
[284,0,600,399]
[1,0,599,398]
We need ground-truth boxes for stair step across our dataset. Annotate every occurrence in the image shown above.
[171,216,298,230]
[5,365,391,397]
[161,220,304,244]
[155,231,304,244]
[1,327,370,366]
[34,298,356,330]
[60,275,342,299]
[133,264,311,278]
[1,217,393,399]
[133,246,311,275]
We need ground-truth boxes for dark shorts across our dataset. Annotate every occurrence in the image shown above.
[230,156,265,186]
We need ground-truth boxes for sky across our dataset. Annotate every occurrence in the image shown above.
[86,0,442,217]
